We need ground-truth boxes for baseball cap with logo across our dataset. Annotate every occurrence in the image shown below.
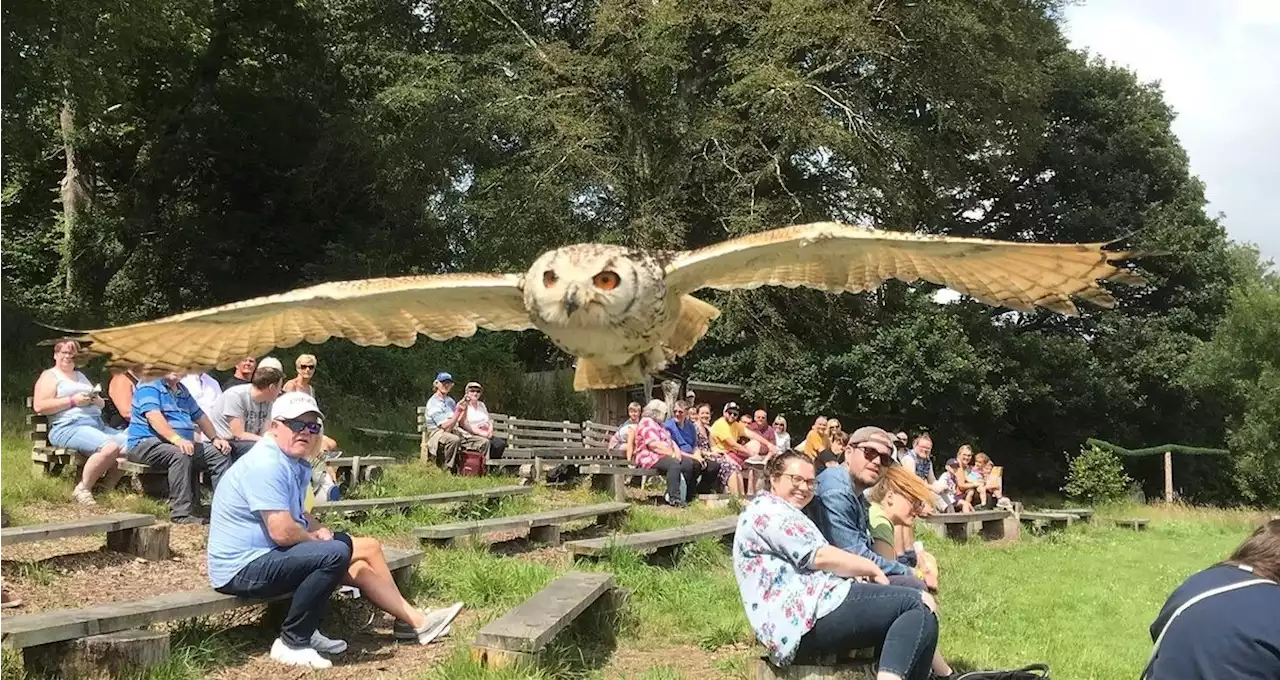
[271,392,325,423]
[723,401,740,414]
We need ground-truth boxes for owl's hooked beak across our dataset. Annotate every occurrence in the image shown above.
[563,285,583,316]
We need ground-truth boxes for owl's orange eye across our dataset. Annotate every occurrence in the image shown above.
[593,271,621,290]
[542,270,558,288]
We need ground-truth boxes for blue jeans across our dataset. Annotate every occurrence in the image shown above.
[49,420,126,454]
[215,533,353,649]
[795,582,937,680]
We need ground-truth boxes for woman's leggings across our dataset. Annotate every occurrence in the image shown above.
[795,582,938,680]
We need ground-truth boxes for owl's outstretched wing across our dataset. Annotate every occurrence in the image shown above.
[664,222,1148,315]
[73,274,532,373]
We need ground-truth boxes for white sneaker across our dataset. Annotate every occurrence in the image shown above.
[414,602,464,645]
[310,630,347,654]
[270,638,333,669]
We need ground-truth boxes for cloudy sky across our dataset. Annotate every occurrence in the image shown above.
[1062,0,1279,264]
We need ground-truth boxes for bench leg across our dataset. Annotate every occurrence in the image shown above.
[24,629,171,679]
[1003,514,1021,541]
[106,523,171,561]
[980,519,1006,541]
[361,465,384,483]
[598,511,627,531]
[471,646,536,669]
[945,522,972,541]
[528,524,562,545]
[392,564,415,592]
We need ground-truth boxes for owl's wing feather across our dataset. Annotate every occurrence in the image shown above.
[664,222,1146,315]
[75,273,532,372]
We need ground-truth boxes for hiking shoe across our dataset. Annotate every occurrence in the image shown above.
[396,602,463,645]
[71,487,96,505]
[310,630,347,654]
[0,583,22,609]
[270,638,332,669]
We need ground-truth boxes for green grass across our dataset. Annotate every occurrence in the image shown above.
[3,399,1273,680]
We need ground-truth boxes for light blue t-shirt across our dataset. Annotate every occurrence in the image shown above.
[425,393,457,429]
[206,436,312,588]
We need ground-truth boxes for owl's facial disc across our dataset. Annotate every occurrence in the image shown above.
[563,284,583,315]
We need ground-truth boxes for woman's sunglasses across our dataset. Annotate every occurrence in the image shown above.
[281,419,323,434]
[298,364,317,371]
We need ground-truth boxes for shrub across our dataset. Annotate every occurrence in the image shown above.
[1064,444,1134,504]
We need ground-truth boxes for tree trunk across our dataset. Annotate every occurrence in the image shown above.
[59,99,93,297]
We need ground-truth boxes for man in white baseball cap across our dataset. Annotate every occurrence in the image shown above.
[207,392,462,669]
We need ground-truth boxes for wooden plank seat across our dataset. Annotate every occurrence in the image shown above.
[313,485,532,515]
[1054,508,1095,522]
[326,455,398,486]
[0,513,169,561]
[413,502,630,548]
[1018,511,1076,531]
[26,398,169,494]
[565,516,739,557]
[471,571,619,668]
[921,509,1018,542]
[581,421,618,449]
[1114,518,1149,530]
[1,547,425,651]
[351,426,419,441]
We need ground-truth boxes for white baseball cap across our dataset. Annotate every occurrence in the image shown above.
[270,392,324,423]
[258,356,284,372]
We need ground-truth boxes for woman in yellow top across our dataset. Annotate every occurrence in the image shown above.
[801,416,829,459]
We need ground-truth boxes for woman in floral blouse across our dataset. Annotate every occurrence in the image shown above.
[632,400,696,507]
[733,451,938,679]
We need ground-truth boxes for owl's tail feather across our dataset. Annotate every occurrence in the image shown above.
[665,295,721,357]
[574,358,644,391]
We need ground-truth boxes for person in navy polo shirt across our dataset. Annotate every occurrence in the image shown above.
[207,392,464,669]
[125,372,231,524]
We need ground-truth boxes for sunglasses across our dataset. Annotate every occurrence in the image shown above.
[858,445,890,462]
[281,419,323,434]
[298,365,316,370]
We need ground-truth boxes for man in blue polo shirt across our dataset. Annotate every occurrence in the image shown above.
[208,392,463,669]
[125,371,231,524]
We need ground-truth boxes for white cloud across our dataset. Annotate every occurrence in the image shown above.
[1063,0,1280,265]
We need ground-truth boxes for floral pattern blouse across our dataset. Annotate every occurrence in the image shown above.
[632,416,672,469]
[694,422,711,453]
[733,492,851,665]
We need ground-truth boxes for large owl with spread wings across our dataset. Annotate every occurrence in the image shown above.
[67,222,1148,390]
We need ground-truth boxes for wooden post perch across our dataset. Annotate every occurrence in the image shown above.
[1164,450,1174,504]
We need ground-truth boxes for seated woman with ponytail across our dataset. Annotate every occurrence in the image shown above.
[733,451,938,680]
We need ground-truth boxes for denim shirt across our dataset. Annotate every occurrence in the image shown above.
[808,466,909,576]
[733,493,851,666]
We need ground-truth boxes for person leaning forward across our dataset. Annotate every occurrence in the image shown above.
[208,392,464,669]
[423,372,490,471]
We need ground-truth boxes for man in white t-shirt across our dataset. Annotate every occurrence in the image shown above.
[210,365,284,462]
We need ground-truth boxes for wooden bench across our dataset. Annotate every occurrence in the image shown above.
[1114,518,1149,530]
[1055,508,1095,522]
[326,455,398,486]
[313,485,532,515]
[921,509,1018,542]
[0,513,170,561]
[414,502,630,548]
[471,571,621,668]
[2,547,424,653]
[1019,511,1077,532]
[565,515,739,557]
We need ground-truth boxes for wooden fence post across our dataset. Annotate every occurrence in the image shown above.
[1164,450,1173,503]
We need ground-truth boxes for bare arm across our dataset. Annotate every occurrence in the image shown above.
[813,545,889,583]
[228,416,262,441]
[32,371,73,414]
[261,510,316,546]
[108,376,134,422]
[145,410,183,442]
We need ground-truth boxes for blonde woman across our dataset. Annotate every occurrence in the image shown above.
[865,465,959,680]
[284,355,337,452]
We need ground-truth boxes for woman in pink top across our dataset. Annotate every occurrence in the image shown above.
[632,400,695,507]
